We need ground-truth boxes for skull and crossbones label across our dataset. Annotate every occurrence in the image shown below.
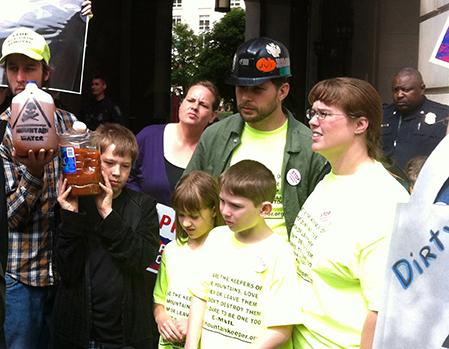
[21,101,40,122]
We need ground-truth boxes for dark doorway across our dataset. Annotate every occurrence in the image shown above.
[60,0,173,134]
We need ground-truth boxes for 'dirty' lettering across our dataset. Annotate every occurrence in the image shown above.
[392,226,449,290]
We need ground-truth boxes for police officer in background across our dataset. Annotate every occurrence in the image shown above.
[185,37,328,239]
[382,67,449,171]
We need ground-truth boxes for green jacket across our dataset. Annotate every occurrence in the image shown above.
[185,109,329,235]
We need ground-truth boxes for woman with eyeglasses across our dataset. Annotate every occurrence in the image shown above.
[289,77,409,349]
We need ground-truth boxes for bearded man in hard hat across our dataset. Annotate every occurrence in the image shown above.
[185,37,328,239]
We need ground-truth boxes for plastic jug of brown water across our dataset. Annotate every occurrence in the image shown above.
[10,80,58,156]
[59,121,102,196]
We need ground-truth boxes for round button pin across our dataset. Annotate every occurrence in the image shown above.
[286,168,301,186]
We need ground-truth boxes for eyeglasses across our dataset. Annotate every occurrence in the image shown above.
[305,108,352,120]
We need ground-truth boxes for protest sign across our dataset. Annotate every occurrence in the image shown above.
[147,203,176,274]
[430,15,449,69]
[374,135,449,348]
[0,0,88,94]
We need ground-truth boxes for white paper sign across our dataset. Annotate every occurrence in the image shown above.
[146,203,176,274]
[374,134,449,348]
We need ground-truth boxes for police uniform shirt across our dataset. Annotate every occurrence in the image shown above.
[381,97,449,171]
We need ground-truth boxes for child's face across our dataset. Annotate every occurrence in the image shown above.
[100,144,132,198]
[178,207,215,241]
[219,190,261,234]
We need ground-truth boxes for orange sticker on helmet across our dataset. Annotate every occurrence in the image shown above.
[256,58,276,72]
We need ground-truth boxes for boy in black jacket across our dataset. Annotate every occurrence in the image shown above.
[54,123,159,349]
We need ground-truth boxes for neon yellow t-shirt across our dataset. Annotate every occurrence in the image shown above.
[230,121,288,239]
[154,240,203,349]
[289,161,409,349]
[191,225,302,349]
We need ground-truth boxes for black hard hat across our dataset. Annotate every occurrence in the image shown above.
[226,37,291,86]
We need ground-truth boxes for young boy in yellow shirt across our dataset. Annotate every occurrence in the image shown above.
[185,160,301,349]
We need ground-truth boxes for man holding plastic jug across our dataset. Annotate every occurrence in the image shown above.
[0,27,77,348]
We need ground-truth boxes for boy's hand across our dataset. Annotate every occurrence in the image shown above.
[185,296,207,349]
[13,148,55,178]
[57,178,78,212]
[95,171,113,219]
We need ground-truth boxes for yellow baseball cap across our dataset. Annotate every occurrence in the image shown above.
[0,27,50,64]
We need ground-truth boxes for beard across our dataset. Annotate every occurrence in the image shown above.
[238,99,279,124]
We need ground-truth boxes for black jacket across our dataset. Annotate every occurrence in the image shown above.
[82,97,125,130]
[382,97,449,171]
[53,188,159,349]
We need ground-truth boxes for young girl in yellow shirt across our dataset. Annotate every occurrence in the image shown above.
[153,171,223,349]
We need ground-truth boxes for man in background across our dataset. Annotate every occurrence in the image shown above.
[382,67,449,171]
[82,75,125,130]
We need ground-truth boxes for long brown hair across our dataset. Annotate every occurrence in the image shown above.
[172,171,223,244]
